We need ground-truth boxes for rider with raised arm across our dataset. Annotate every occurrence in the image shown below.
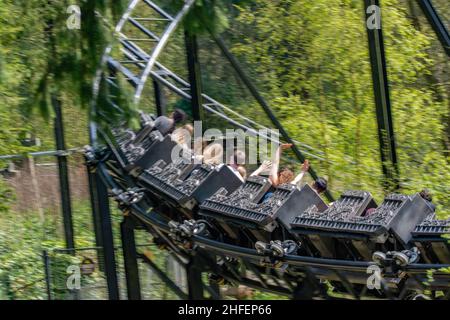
[251,144,327,201]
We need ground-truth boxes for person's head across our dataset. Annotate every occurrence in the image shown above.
[420,189,432,202]
[313,177,327,194]
[278,168,294,185]
[171,109,186,124]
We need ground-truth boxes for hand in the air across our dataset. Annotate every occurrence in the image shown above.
[301,160,310,172]
[280,143,293,150]
[260,160,272,171]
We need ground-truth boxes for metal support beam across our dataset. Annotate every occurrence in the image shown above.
[364,0,400,191]
[88,38,121,297]
[52,96,75,250]
[185,31,205,122]
[153,79,166,116]
[86,156,120,300]
[186,257,204,299]
[417,0,450,56]
[211,35,335,202]
[120,217,141,300]
[42,250,52,300]
[96,171,120,300]
[87,165,105,272]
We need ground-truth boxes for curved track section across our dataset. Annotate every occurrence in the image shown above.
[90,155,450,300]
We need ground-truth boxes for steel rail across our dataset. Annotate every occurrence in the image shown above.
[127,197,450,275]
[92,0,141,101]
[417,0,450,56]
[95,158,450,277]
[92,155,450,300]
[0,148,83,160]
[142,0,174,20]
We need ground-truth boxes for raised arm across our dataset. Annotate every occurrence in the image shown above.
[250,160,272,177]
[291,160,309,186]
[269,143,292,185]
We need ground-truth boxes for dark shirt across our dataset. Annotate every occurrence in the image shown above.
[153,116,175,136]
[262,191,274,203]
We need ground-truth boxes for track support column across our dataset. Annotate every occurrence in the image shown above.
[42,250,52,300]
[186,256,204,300]
[153,80,166,117]
[120,216,141,300]
[86,155,120,300]
[185,31,204,122]
[96,172,120,300]
[364,0,400,191]
[52,96,75,250]
[87,166,104,271]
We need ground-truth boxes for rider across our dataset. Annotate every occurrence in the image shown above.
[251,143,305,186]
[153,109,187,136]
[251,143,327,201]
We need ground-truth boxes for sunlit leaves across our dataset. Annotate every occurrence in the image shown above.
[169,0,231,35]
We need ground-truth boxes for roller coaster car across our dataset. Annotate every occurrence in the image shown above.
[290,190,378,259]
[197,175,272,241]
[199,180,327,244]
[412,214,450,264]
[107,123,178,175]
[138,158,243,211]
[291,193,433,261]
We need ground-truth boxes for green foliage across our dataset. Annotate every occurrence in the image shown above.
[0,201,96,299]
[187,0,230,35]
[251,291,288,300]
[2,0,135,125]
[0,178,14,213]
[96,73,140,129]
[0,2,37,152]
[169,0,230,35]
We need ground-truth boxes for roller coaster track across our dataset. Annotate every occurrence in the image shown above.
[88,0,450,300]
